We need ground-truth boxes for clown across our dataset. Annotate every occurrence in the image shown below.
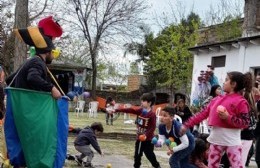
[5,16,68,168]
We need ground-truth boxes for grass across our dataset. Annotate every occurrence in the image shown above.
[67,111,137,157]
[69,111,137,134]
[65,111,169,167]
[1,111,257,168]
[0,111,168,167]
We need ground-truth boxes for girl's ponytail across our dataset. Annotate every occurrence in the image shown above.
[243,72,256,111]
[243,72,253,93]
[227,71,252,92]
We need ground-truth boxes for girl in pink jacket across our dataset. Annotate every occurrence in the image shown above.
[180,71,252,168]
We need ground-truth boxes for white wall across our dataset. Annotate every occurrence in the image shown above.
[191,47,239,99]
[243,45,260,71]
[191,43,260,100]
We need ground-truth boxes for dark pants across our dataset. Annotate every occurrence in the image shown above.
[246,143,254,166]
[256,137,260,168]
[220,153,230,168]
[75,145,94,163]
[169,138,195,168]
[134,140,160,168]
[0,84,5,119]
[106,113,113,125]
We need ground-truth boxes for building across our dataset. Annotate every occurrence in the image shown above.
[48,60,91,95]
[189,1,260,97]
[127,75,147,92]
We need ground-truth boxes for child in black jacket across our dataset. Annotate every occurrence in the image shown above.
[74,122,104,167]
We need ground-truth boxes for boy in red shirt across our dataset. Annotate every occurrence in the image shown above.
[115,93,160,168]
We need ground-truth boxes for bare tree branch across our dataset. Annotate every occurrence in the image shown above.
[60,0,147,98]
[29,0,48,21]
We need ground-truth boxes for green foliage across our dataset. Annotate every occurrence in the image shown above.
[215,16,242,41]
[97,62,107,81]
[143,13,200,93]
[130,62,139,75]
[123,12,201,93]
[97,61,127,92]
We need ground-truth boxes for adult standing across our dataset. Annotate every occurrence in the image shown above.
[206,65,219,87]
[5,16,67,168]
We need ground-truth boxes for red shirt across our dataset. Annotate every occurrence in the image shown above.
[116,108,156,141]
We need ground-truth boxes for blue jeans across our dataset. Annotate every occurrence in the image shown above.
[169,137,195,168]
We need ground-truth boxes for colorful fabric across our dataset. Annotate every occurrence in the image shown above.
[208,75,219,86]
[208,144,243,168]
[4,87,68,168]
[185,93,250,129]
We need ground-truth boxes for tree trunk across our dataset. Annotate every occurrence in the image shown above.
[13,0,29,71]
[243,0,260,37]
[2,34,15,75]
[91,51,97,99]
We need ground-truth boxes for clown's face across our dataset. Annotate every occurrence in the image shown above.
[45,51,54,64]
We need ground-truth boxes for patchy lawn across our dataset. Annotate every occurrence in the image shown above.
[1,111,257,167]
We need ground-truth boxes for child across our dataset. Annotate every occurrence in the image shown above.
[190,138,209,168]
[115,93,161,168]
[74,122,104,167]
[157,106,195,168]
[221,74,257,168]
[202,84,222,107]
[105,97,115,125]
[180,71,252,168]
[175,99,193,123]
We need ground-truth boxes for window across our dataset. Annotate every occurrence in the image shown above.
[211,56,226,68]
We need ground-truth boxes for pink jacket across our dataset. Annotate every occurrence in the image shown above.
[185,93,249,129]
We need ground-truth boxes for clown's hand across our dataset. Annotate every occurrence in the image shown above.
[51,86,62,99]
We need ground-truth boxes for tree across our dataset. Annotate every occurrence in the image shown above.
[96,60,128,96]
[57,35,91,65]
[141,12,200,100]
[202,0,243,42]
[0,1,15,75]
[215,16,242,41]
[62,0,147,98]
[2,0,55,72]
[243,0,259,36]
[130,62,139,75]
[124,25,155,62]
[106,62,127,91]
[13,0,29,71]
[204,0,243,26]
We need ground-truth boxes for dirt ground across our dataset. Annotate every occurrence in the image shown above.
[64,149,258,168]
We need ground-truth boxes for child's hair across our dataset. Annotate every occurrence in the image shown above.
[198,133,209,142]
[106,96,113,104]
[140,93,156,106]
[227,71,253,93]
[162,106,176,117]
[209,84,221,97]
[190,138,208,163]
[90,122,104,133]
[177,99,185,105]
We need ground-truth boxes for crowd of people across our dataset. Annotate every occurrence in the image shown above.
[0,15,260,168]
[97,68,260,168]
[2,61,260,168]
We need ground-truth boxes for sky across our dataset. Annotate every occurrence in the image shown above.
[102,0,244,80]
[145,0,244,34]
